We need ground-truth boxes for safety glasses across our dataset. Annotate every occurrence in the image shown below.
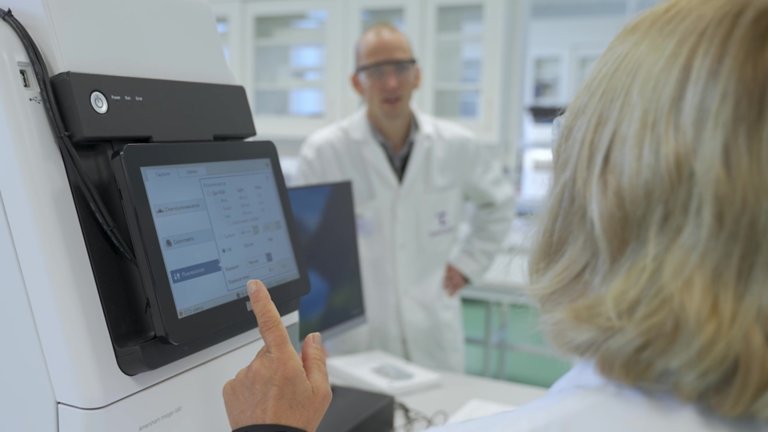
[356,58,417,82]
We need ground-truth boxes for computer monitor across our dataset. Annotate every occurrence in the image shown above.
[288,181,366,340]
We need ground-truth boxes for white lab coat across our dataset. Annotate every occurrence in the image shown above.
[295,108,515,372]
[432,361,767,431]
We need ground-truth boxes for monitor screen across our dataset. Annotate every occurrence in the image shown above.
[141,159,301,319]
[288,182,366,340]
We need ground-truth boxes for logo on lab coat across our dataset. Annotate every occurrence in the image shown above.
[429,210,454,237]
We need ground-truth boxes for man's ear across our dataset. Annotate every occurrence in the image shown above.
[413,65,421,90]
[351,72,364,96]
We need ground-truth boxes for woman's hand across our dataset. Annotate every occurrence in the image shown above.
[223,280,332,431]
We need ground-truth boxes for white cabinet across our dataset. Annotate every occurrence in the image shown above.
[529,54,563,107]
[525,45,603,109]
[524,0,663,109]
[422,0,505,142]
[242,1,344,137]
[205,0,523,159]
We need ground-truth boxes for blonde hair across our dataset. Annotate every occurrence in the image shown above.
[530,0,768,419]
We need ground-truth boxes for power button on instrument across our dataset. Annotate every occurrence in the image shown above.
[90,91,108,114]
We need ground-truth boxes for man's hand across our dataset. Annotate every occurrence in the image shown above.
[223,280,332,432]
[443,264,468,296]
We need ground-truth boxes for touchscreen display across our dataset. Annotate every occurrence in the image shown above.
[140,159,300,318]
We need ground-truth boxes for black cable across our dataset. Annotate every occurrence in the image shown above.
[1,8,136,263]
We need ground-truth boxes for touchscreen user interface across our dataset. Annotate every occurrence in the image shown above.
[141,158,300,318]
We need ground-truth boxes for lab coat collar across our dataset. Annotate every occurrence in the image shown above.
[550,360,682,407]
[548,360,607,395]
[352,106,434,190]
[347,108,370,142]
[398,109,433,191]
[351,108,400,187]
[542,360,765,431]
[413,108,436,137]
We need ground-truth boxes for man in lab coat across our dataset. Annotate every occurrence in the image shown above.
[295,24,514,372]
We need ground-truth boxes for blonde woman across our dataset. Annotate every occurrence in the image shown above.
[223,0,768,430]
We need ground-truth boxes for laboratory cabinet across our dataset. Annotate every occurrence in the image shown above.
[524,0,664,110]
[242,1,345,137]
[519,0,665,210]
[206,0,525,154]
[421,0,505,142]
